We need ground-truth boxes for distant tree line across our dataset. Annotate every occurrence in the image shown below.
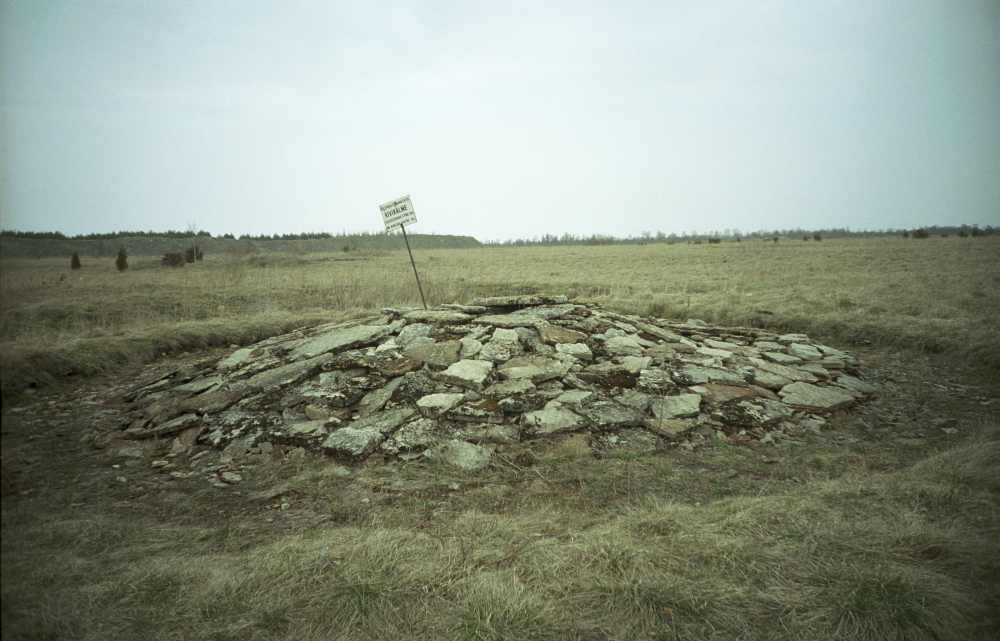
[0,229,213,240]
[483,225,997,247]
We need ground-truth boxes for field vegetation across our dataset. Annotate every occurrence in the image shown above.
[1,237,998,396]
[2,236,999,640]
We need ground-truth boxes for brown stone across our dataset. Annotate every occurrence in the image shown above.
[538,323,588,344]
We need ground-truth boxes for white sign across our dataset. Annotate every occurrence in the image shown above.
[379,195,417,232]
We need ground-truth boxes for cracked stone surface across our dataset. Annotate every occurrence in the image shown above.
[119,297,876,468]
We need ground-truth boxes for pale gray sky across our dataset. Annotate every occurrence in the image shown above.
[2,0,998,240]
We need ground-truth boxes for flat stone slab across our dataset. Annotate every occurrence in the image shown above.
[416,392,466,417]
[472,295,569,307]
[523,404,587,435]
[289,324,395,360]
[779,382,854,411]
[404,340,462,368]
[651,393,702,419]
[539,323,588,344]
[402,310,474,323]
[322,407,416,457]
[437,359,494,390]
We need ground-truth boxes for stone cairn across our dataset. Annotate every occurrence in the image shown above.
[120,296,876,471]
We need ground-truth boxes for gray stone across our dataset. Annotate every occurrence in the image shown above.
[555,389,593,406]
[577,400,644,429]
[402,310,473,323]
[777,333,810,344]
[637,368,675,393]
[455,423,520,444]
[696,346,733,360]
[437,359,494,390]
[396,323,433,347]
[779,382,854,411]
[555,342,593,361]
[404,340,462,368]
[651,394,702,419]
[476,304,578,328]
[797,363,831,379]
[357,377,405,417]
[752,369,793,390]
[484,378,535,398]
[754,340,783,351]
[244,353,334,390]
[479,328,523,362]
[673,365,744,385]
[616,389,652,410]
[749,358,819,383]
[704,338,741,350]
[498,356,571,382]
[472,294,569,307]
[645,417,696,437]
[174,375,222,394]
[523,404,587,435]
[416,392,465,417]
[321,407,416,457]
[620,356,653,373]
[424,439,493,471]
[217,348,254,371]
[290,324,394,360]
[633,321,685,342]
[538,323,588,344]
[835,375,877,396]
[459,337,483,358]
[381,418,441,454]
[764,351,803,365]
[788,343,823,360]
[603,335,644,356]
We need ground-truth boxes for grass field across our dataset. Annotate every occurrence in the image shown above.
[2,236,999,640]
[2,237,998,395]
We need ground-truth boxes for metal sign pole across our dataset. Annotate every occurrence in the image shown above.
[399,224,427,309]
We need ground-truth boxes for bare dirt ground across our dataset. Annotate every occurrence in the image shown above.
[3,341,998,641]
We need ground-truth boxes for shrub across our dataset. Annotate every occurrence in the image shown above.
[813,233,822,241]
[184,247,196,263]
[195,245,204,261]
[115,247,128,271]
[803,235,810,241]
[913,228,930,239]
[161,252,185,267]
[708,237,721,244]
[70,252,81,270]
[772,237,779,243]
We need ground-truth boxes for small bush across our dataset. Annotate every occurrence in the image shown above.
[70,252,81,270]
[161,252,185,268]
[772,237,779,243]
[913,228,930,239]
[813,233,822,241]
[902,231,910,238]
[184,247,196,263]
[115,247,128,271]
[195,245,204,261]
[708,237,721,244]
[803,235,810,241]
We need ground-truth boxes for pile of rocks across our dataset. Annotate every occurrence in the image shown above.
[119,296,876,471]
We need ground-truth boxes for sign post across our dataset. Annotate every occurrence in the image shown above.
[379,195,427,309]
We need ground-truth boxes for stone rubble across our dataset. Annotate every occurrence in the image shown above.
[118,296,876,469]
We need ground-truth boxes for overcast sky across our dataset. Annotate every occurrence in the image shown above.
[2,1,998,240]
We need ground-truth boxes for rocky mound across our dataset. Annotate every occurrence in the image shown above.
[120,296,876,471]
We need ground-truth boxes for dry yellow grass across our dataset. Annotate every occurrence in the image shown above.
[2,236,998,395]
